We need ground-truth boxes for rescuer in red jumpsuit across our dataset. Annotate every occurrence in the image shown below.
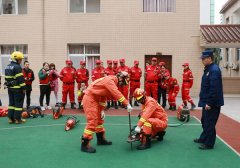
[164,72,179,111]
[117,58,131,108]
[145,57,159,100]
[181,63,196,110]
[92,60,105,81]
[81,72,132,153]
[76,60,89,109]
[60,60,77,109]
[129,60,142,106]
[104,60,115,109]
[158,62,170,108]
[133,88,168,150]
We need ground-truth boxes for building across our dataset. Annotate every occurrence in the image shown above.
[0,0,202,95]
[200,0,240,94]
[200,0,215,24]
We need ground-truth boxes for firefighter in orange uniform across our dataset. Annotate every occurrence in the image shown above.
[129,60,142,106]
[182,63,196,110]
[81,72,132,153]
[117,58,131,107]
[92,60,105,81]
[133,88,168,150]
[76,60,89,109]
[158,62,170,108]
[145,57,159,100]
[164,72,179,111]
[104,60,115,109]
[60,60,77,109]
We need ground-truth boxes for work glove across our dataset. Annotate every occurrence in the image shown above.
[101,110,105,119]
[134,126,141,133]
[127,104,132,113]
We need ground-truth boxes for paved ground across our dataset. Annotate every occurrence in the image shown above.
[1,89,240,122]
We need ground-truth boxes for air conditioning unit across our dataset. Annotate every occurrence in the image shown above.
[223,62,229,68]
[231,63,239,70]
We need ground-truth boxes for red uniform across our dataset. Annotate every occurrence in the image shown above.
[92,67,105,81]
[60,67,76,104]
[182,68,194,106]
[165,77,179,107]
[76,68,89,103]
[83,76,129,140]
[138,96,168,136]
[145,65,159,100]
[158,68,170,106]
[129,66,142,102]
[117,65,131,100]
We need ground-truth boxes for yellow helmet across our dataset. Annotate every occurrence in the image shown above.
[11,51,24,60]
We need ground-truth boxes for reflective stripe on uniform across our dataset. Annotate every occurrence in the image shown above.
[8,106,15,110]
[5,76,15,79]
[143,122,152,127]
[15,73,23,77]
[19,83,26,87]
[140,117,146,123]
[84,129,94,135]
[99,102,106,107]
[15,107,23,111]
[10,86,21,89]
[118,96,125,103]
[96,125,103,129]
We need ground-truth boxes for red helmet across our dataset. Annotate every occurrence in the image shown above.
[96,60,101,64]
[107,60,112,64]
[65,116,79,131]
[133,88,146,100]
[119,58,125,63]
[66,60,73,65]
[113,60,118,64]
[182,62,189,67]
[164,72,170,77]
[80,60,86,65]
[159,62,166,66]
[134,60,139,65]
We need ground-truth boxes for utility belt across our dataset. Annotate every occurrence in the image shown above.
[147,80,158,83]
[183,80,190,82]
[63,82,74,85]
[4,80,17,89]
[131,80,140,82]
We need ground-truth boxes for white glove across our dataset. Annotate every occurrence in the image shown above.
[134,126,141,133]
[127,104,132,113]
[101,110,105,119]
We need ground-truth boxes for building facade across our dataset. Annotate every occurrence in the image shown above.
[0,0,202,95]
[200,0,215,24]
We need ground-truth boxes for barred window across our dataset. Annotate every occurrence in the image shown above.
[143,0,176,12]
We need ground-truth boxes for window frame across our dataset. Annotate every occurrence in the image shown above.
[143,0,176,13]
[0,0,27,15]
[69,0,100,14]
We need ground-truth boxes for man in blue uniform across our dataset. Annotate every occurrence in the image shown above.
[194,51,224,150]
[5,51,26,124]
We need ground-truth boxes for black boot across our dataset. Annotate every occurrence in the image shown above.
[137,135,151,150]
[114,102,118,109]
[96,132,112,145]
[71,103,76,109]
[169,106,172,110]
[62,103,66,109]
[191,104,196,110]
[81,136,96,153]
[107,101,111,109]
[134,101,139,106]
[156,131,166,141]
[111,101,114,107]
[129,100,132,106]
[78,102,82,109]
[171,106,176,111]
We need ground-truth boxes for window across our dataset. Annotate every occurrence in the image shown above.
[0,44,28,74]
[68,43,100,70]
[143,0,176,12]
[0,0,27,15]
[69,0,100,13]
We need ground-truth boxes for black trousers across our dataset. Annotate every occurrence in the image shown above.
[39,85,51,106]
[199,106,221,147]
[8,89,24,120]
[24,85,32,108]
[158,86,167,106]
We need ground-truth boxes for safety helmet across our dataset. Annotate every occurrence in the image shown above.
[133,88,146,101]
[107,60,112,64]
[66,60,73,65]
[134,60,139,65]
[182,62,189,67]
[96,60,101,64]
[80,60,86,65]
[65,116,79,131]
[164,72,170,77]
[113,60,118,64]
[159,62,166,66]
[11,51,24,60]
[119,58,125,63]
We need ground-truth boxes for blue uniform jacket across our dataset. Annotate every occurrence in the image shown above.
[198,63,224,107]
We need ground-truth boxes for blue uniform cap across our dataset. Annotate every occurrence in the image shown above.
[200,51,213,59]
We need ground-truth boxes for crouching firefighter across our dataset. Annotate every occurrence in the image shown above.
[81,72,132,153]
[132,88,168,150]
[5,51,26,124]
